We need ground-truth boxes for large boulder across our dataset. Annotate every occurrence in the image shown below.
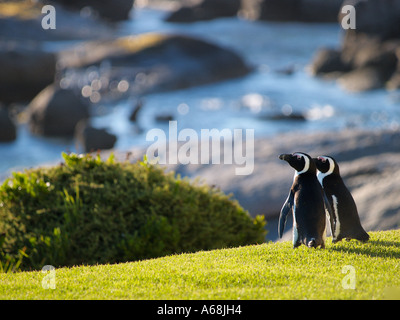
[340,35,398,70]
[0,107,17,142]
[311,36,400,91]
[27,85,90,137]
[340,35,399,92]
[58,33,251,98]
[0,44,56,104]
[337,65,393,92]
[75,121,117,153]
[165,0,241,23]
[308,48,350,75]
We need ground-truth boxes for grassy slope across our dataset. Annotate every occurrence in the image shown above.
[0,230,399,300]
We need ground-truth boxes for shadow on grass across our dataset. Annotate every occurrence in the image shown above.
[329,238,400,259]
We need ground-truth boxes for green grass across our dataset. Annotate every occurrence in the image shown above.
[0,230,399,300]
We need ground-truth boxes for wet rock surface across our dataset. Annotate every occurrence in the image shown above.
[75,121,117,153]
[27,85,90,137]
[57,33,252,97]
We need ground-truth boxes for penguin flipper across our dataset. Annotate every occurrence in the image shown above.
[322,191,336,238]
[279,190,294,238]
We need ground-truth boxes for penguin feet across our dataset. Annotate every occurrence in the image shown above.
[307,238,325,249]
[307,239,316,248]
[357,232,370,242]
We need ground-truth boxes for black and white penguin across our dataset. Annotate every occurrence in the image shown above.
[278,152,327,249]
[314,155,370,243]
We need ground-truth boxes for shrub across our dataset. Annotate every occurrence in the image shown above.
[0,153,266,271]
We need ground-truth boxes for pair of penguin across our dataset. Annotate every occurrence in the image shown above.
[278,152,369,249]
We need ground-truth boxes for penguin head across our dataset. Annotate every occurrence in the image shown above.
[313,155,340,176]
[279,152,315,174]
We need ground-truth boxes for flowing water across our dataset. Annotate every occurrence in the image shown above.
[1,8,400,179]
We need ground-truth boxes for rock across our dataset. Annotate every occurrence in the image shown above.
[259,112,306,121]
[27,85,90,137]
[46,0,135,22]
[337,66,391,92]
[155,114,174,122]
[75,121,117,153]
[386,72,400,90]
[165,0,240,23]
[347,155,400,231]
[241,0,343,22]
[341,34,399,70]
[275,65,296,75]
[58,33,251,97]
[0,44,56,104]
[0,107,17,142]
[387,67,400,90]
[338,36,398,92]
[309,48,350,75]
[318,38,399,91]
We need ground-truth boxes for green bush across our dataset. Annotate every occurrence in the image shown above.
[0,153,266,271]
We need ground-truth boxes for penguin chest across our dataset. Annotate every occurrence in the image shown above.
[292,202,299,245]
[292,187,326,244]
[331,194,341,236]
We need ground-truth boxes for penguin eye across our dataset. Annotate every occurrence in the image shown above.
[297,155,302,160]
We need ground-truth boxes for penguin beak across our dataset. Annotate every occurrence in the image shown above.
[279,154,291,161]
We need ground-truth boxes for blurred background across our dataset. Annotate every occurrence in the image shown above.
[1,0,399,239]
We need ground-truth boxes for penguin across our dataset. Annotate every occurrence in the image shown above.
[314,155,370,243]
[278,152,327,249]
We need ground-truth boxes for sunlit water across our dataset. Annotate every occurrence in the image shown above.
[1,8,400,179]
